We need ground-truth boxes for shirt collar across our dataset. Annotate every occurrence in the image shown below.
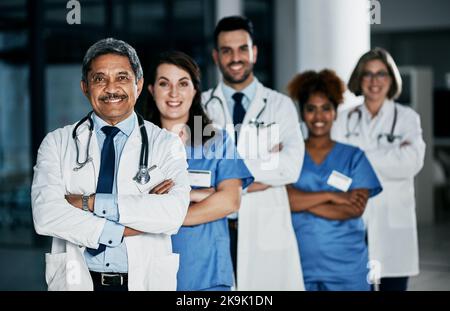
[221,77,258,106]
[361,99,392,122]
[92,111,136,137]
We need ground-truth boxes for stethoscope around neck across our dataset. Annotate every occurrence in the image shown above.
[72,111,152,185]
[345,103,400,143]
[203,84,269,128]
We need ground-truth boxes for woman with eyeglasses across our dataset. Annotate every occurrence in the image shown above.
[332,48,426,291]
[287,69,382,291]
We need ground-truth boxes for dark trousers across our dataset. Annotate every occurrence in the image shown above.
[228,219,238,282]
[373,277,409,291]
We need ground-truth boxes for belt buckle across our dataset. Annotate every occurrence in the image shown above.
[101,273,123,286]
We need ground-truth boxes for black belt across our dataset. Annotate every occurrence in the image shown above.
[228,218,238,230]
[90,271,128,287]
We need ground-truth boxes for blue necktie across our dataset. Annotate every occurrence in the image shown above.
[232,92,246,143]
[86,126,120,256]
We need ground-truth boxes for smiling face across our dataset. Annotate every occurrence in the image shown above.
[361,59,392,104]
[81,53,143,125]
[213,29,257,90]
[148,63,196,124]
[303,93,336,138]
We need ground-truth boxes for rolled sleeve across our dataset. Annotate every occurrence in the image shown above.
[94,194,119,221]
[98,221,125,247]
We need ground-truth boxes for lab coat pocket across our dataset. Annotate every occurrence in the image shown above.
[256,205,292,251]
[45,252,67,291]
[148,253,179,291]
[386,182,415,229]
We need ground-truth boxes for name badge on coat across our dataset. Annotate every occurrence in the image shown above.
[188,170,212,188]
[327,170,352,192]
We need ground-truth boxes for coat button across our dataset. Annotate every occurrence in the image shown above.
[108,240,112,244]
[102,210,106,215]
[106,263,110,267]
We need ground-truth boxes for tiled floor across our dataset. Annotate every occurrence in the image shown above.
[0,223,449,291]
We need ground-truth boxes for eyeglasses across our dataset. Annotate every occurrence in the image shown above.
[362,71,390,81]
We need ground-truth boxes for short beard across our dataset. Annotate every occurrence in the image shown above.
[219,62,254,85]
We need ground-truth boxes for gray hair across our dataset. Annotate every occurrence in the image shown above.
[81,38,143,84]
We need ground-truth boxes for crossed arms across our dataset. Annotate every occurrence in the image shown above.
[287,186,369,220]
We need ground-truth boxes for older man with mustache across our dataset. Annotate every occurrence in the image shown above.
[31,38,190,291]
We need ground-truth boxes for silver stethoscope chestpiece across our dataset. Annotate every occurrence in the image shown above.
[133,164,157,185]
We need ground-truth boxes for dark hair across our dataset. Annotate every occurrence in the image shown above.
[82,37,143,84]
[214,15,255,48]
[287,69,345,119]
[146,51,213,145]
[348,47,402,100]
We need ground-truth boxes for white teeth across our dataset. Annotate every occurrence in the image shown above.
[167,101,181,107]
[313,122,325,128]
[230,64,243,71]
[104,98,122,103]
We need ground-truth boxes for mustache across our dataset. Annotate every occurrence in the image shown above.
[227,61,245,67]
[99,93,128,101]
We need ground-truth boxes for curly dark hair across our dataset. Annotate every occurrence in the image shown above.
[146,51,214,145]
[287,69,345,119]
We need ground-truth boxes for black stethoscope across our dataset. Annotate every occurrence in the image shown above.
[72,111,152,185]
[203,84,269,128]
[346,103,401,143]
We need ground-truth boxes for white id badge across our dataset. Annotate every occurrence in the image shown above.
[188,170,212,188]
[327,170,352,192]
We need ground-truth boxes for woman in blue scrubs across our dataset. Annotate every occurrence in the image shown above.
[286,69,382,291]
[146,51,253,291]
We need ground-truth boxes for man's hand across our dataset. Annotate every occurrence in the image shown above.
[190,188,216,203]
[149,179,174,194]
[65,194,95,212]
[247,182,271,193]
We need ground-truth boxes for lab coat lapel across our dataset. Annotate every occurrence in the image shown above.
[71,120,100,192]
[237,81,266,156]
[117,114,142,192]
[242,81,265,126]
[208,82,235,143]
[215,82,233,125]
[362,99,395,144]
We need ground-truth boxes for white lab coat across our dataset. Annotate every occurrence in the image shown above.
[202,80,305,290]
[332,100,425,278]
[31,112,190,291]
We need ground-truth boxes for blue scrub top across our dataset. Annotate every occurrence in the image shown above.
[172,130,254,291]
[291,142,382,283]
